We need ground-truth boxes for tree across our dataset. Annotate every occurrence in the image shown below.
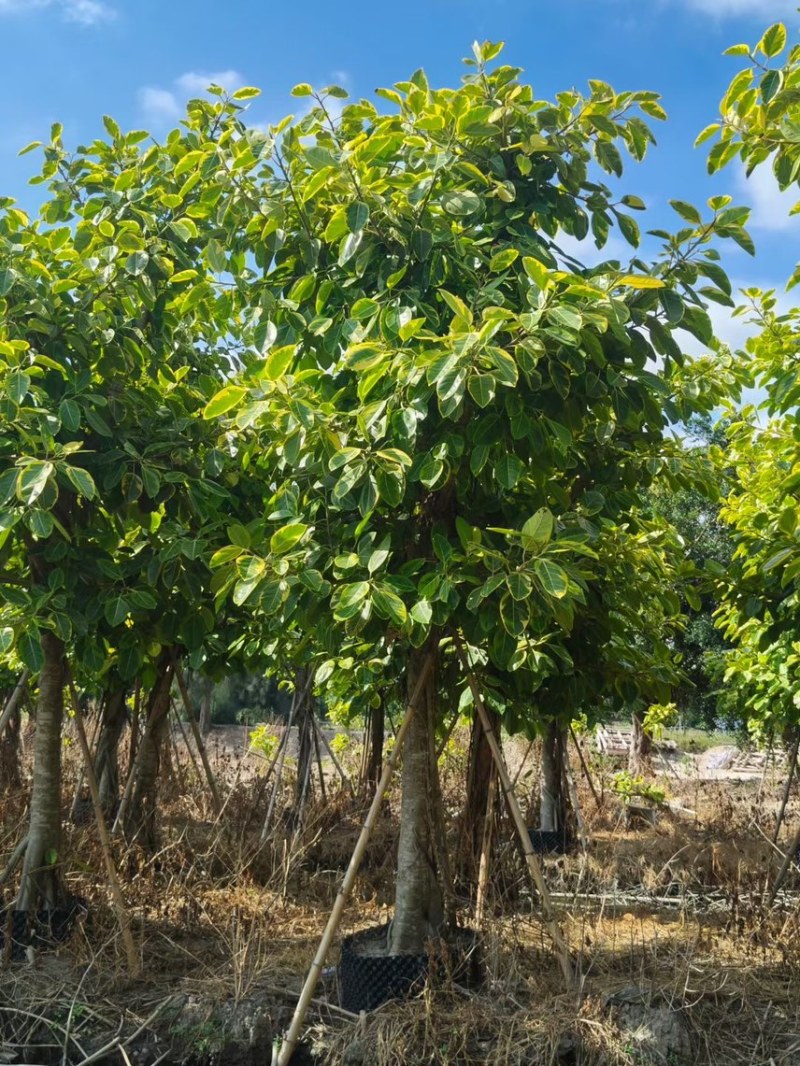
[204,44,743,955]
[701,19,800,744]
[0,88,266,896]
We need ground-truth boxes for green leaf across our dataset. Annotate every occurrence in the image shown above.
[117,643,143,681]
[204,385,247,418]
[467,374,496,408]
[0,627,13,654]
[659,289,684,325]
[347,201,370,232]
[58,398,81,432]
[104,595,130,628]
[17,628,43,673]
[534,558,569,599]
[494,454,524,490]
[28,509,53,538]
[669,200,702,225]
[372,584,408,625]
[16,461,53,505]
[338,231,363,266]
[6,370,30,405]
[521,508,553,551]
[265,345,296,379]
[507,572,533,601]
[291,83,314,97]
[334,580,370,620]
[270,523,308,554]
[232,86,261,100]
[211,544,243,567]
[489,248,519,272]
[125,250,149,276]
[63,465,97,500]
[758,22,787,58]
[441,189,482,217]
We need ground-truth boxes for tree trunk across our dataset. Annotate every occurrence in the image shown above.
[17,633,66,911]
[0,697,22,792]
[199,677,213,736]
[95,686,127,813]
[389,638,444,955]
[629,707,652,776]
[461,704,500,880]
[540,720,568,834]
[294,668,314,815]
[125,654,174,850]
[360,700,385,799]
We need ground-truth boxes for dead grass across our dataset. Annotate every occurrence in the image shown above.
[4,730,800,1064]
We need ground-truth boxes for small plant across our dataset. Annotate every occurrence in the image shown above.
[329,732,350,758]
[643,701,678,741]
[249,723,279,762]
[611,770,666,807]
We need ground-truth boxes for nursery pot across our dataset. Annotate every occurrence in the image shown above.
[338,922,481,1013]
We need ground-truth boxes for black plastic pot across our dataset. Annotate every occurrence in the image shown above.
[528,828,573,855]
[0,895,87,959]
[338,922,481,1013]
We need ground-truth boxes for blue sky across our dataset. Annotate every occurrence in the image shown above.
[2,0,799,353]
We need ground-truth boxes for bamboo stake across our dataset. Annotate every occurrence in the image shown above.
[66,671,139,976]
[262,674,315,843]
[454,635,574,989]
[173,661,221,814]
[171,700,203,787]
[274,652,436,1066]
[311,715,327,805]
[0,670,30,736]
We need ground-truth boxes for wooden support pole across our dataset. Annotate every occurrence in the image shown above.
[0,670,30,736]
[66,671,139,976]
[454,635,574,989]
[173,661,222,814]
[311,714,353,795]
[274,652,436,1066]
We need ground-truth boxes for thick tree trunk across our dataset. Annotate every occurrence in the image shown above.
[461,704,500,880]
[629,708,652,776]
[540,720,568,834]
[17,633,66,911]
[199,677,213,736]
[389,639,444,955]
[125,654,174,850]
[95,686,127,812]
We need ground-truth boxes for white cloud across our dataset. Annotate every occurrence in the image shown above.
[137,87,182,124]
[138,69,246,126]
[0,0,113,24]
[176,70,246,95]
[736,162,800,232]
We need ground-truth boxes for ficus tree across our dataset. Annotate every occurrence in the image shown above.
[0,87,269,901]
[201,43,745,955]
[700,17,800,748]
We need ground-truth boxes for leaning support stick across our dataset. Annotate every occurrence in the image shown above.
[274,652,436,1066]
[173,661,222,814]
[66,671,139,976]
[454,634,574,990]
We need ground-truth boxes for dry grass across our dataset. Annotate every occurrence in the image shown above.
[3,729,800,1063]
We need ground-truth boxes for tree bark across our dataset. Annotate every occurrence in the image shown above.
[0,695,22,792]
[199,676,213,736]
[361,700,385,798]
[125,653,174,850]
[629,707,652,776]
[389,638,444,955]
[461,704,500,880]
[95,686,127,813]
[17,633,66,911]
[294,667,314,815]
[540,720,568,834]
